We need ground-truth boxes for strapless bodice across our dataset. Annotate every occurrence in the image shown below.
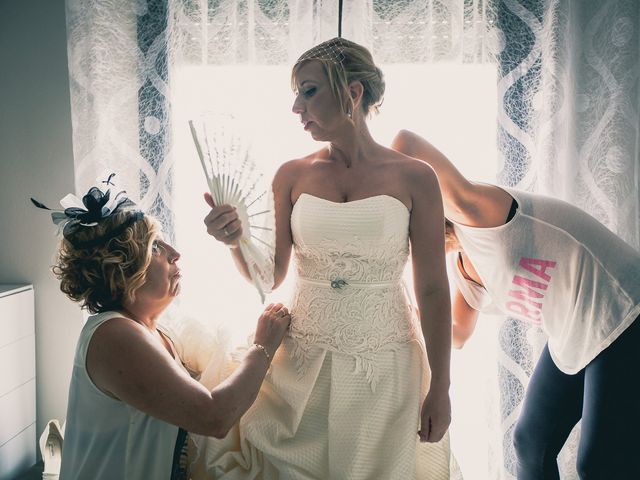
[291,193,410,285]
[288,193,418,390]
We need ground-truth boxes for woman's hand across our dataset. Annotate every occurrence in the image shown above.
[419,387,451,443]
[203,192,242,247]
[253,303,291,361]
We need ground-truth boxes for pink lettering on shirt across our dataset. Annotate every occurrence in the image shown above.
[506,301,542,322]
[519,257,557,282]
[506,257,556,325]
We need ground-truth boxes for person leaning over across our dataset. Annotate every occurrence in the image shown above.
[392,130,640,479]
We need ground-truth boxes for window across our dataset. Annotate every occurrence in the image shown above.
[172,62,497,479]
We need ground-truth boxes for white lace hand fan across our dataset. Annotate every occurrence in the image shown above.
[189,115,274,303]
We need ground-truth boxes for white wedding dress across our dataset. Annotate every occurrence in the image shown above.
[191,193,457,479]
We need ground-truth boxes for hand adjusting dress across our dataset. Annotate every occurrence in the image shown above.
[191,193,456,479]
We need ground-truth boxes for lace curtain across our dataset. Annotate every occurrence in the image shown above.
[65,0,494,214]
[494,1,639,478]
[65,0,638,478]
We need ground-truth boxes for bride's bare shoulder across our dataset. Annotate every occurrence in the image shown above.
[277,149,326,174]
[386,149,439,183]
[273,149,325,195]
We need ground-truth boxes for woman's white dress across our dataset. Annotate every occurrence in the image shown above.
[191,193,456,479]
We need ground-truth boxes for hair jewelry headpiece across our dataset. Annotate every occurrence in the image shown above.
[295,37,348,66]
[31,173,144,248]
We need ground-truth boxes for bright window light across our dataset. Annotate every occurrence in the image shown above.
[172,63,497,480]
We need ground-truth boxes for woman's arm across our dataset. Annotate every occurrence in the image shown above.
[406,159,452,443]
[270,161,297,289]
[452,288,480,349]
[391,130,512,228]
[203,160,299,289]
[87,304,290,438]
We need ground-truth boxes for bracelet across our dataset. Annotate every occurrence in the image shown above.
[252,343,271,363]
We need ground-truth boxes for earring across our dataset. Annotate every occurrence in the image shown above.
[347,109,352,119]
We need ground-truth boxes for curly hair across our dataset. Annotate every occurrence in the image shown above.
[291,37,385,118]
[53,211,159,314]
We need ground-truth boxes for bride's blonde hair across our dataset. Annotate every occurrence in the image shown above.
[291,37,385,118]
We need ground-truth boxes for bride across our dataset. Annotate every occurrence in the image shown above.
[195,37,457,479]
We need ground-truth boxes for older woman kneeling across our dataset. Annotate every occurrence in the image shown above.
[33,179,290,480]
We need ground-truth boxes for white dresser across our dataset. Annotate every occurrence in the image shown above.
[0,284,36,479]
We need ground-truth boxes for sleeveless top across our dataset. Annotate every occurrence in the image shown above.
[451,187,640,373]
[60,311,189,479]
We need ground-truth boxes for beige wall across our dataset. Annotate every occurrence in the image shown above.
[0,0,82,450]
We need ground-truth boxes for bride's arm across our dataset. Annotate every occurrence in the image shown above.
[271,160,297,289]
[203,159,298,290]
[203,195,253,282]
[406,159,452,443]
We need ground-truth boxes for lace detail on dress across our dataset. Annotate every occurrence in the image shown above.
[290,233,419,391]
[293,233,409,283]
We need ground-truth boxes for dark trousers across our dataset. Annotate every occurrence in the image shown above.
[513,317,640,479]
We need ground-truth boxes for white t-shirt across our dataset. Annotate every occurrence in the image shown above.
[60,311,189,480]
[448,251,501,315]
[451,187,640,374]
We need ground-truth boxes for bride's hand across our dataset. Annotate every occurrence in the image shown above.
[203,192,242,247]
[418,387,451,443]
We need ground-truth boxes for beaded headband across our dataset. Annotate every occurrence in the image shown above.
[31,173,144,249]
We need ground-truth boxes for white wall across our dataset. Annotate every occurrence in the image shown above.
[0,0,82,450]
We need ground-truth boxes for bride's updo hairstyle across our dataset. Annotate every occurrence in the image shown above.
[292,37,385,118]
[53,211,159,314]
